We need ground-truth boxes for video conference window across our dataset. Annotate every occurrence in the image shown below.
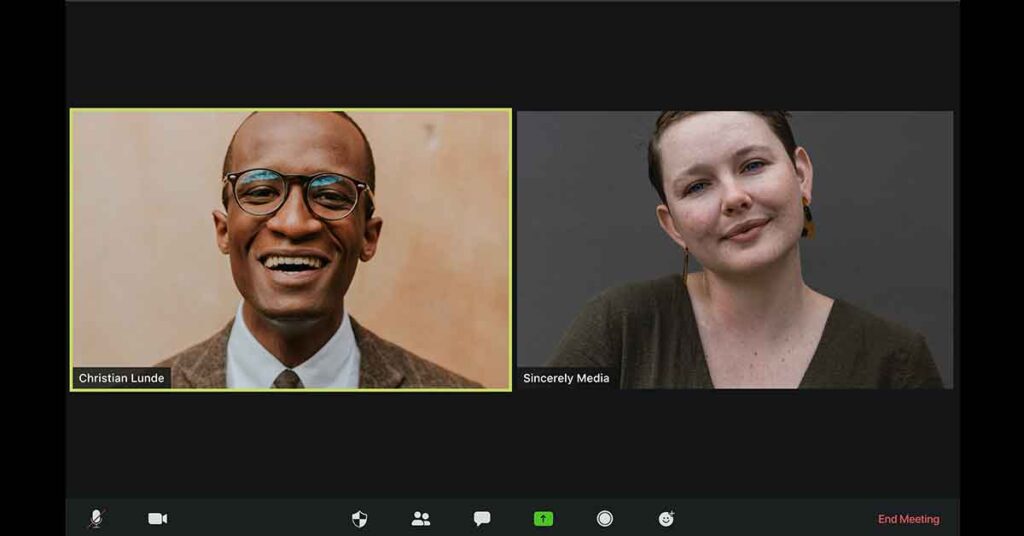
[71,109,511,391]
[517,111,952,389]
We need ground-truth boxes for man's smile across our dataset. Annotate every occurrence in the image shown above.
[260,255,327,270]
[254,249,333,286]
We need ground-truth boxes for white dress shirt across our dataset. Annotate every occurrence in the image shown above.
[226,302,361,388]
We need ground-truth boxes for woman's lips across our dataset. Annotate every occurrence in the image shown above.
[724,219,770,242]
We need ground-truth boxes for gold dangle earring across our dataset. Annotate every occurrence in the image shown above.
[801,196,816,239]
[682,247,690,287]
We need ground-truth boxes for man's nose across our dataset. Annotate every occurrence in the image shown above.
[265,184,322,238]
[720,175,753,215]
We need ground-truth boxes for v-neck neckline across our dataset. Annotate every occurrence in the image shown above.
[676,276,840,389]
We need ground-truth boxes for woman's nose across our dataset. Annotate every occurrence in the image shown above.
[720,176,753,215]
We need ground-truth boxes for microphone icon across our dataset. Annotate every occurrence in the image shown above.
[87,508,104,529]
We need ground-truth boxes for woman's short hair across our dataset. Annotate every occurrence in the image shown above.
[647,111,797,203]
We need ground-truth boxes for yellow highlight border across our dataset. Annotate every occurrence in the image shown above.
[68,107,514,394]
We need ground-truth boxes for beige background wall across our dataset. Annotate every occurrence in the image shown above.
[72,110,510,388]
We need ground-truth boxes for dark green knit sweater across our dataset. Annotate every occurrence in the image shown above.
[549,274,944,389]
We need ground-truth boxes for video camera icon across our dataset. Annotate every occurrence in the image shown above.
[147,512,168,525]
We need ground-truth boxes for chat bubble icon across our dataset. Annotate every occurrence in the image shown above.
[473,511,491,527]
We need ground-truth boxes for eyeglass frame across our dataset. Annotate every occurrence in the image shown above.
[222,168,376,221]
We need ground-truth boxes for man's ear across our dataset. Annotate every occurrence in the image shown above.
[360,216,383,262]
[656,204,688,250]
[793,146,814,204]
[213,210,230,254]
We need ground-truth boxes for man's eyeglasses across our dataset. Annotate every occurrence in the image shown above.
[223,168,375,221]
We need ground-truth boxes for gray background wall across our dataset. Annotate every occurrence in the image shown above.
[515,112,954,387]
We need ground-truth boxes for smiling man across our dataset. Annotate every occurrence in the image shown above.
[156,112,481,389]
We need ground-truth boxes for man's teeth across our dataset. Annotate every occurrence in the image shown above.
[262,256,324,269]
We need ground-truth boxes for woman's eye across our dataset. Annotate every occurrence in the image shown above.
[684,182,707,196]
[742,160,766,173]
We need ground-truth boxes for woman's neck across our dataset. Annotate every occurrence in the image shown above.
[688,246,812,339]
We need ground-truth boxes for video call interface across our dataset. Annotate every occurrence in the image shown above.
[65,1,960,534]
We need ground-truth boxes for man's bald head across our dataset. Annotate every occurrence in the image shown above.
[222,111,376,192]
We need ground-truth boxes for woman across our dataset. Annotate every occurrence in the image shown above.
[549,111,943,388]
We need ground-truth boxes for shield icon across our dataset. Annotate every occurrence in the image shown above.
[351,510,368,528]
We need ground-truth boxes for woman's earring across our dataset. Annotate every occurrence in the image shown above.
[682,247,690,287]
[802,197,815,239]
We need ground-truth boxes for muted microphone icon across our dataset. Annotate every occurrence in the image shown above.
[87,509,104,529]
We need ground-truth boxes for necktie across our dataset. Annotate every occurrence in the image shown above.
[273,369,304,388]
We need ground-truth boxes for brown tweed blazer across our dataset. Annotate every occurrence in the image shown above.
[155,317,482,388]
